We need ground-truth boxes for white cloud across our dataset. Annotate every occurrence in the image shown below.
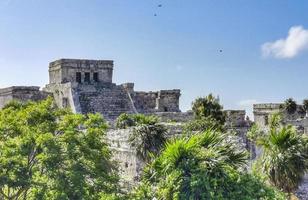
[261,26,308,59]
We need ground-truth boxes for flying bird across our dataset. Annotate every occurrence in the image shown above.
[158,4,162,7]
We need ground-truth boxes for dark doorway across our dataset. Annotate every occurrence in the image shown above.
[85,72,90,83]
[76,72,82,83]
[93,72,99,82]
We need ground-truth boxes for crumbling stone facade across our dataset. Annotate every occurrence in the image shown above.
[0,86,49,109]
[253,103,308,134]
[44,59,181,121]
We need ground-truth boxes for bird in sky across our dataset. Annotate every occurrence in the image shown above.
[158,4,162,7]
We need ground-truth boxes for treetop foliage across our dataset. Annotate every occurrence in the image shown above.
[191,94,225,125]
[131,130,286,200]
[0,97,119,200]
[249,112,308,195]
[115,113,159,129]
[282,98,297,114]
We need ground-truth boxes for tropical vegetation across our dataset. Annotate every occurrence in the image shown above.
[1,96,307,199]
[249,113,308,198]
[0,98,119,200]
[130,130,286,200]
[282,98,297,114]
[191,94,225,124]
[116,113,159,129]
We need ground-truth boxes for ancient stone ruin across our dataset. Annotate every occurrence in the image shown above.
[0,59,181,121]
[0,58,307,198]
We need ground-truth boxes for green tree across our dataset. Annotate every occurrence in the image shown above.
[131,130,285,200]
[283,98,297,114]
[0,98,119,200]
[191,94,225,124]
[129,123,167,162]
[252,113,308,197]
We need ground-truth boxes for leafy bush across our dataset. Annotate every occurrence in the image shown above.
[191,94,225,125]
[0,98,119,199]
[115,113,136,128]
[132,114,159,125]
[116,113,159,129]
[131,130,286,199]
[183,117,224,133]
[251,113,308,195]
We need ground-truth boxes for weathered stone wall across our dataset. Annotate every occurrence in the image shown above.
[49,59,114,84]
[46,58,181,121]
[156,90,181,112]
[106,128,142,189]
[152,111,194,122]
[225,110,248,127]
[77,84,135,121]
[133,91,158,113]
[253,103,308,134]
[43,82,81,113]
[0,86,49,109]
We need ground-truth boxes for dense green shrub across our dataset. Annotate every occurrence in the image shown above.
[191,94,225,124]
[130,130,286,200]
[0,98,119,199]
[115,113,159,129]
[115,113,136,128]
[183,116,224,133]
[250,113,308,195]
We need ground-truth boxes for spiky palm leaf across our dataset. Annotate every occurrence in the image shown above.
[129,124,167,162]
[258,125,308,193]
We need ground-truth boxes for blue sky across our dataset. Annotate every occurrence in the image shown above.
[0,0,308,118]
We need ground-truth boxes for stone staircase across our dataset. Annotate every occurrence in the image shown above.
[78,85,135,121]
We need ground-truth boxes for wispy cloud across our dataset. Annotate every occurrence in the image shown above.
[261,26,308,59]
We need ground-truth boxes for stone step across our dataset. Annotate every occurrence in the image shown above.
[78,87,135,121]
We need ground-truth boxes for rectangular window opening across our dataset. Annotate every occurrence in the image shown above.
[93,72,99,82]
[62,98,69,108]
[84,72,90,83]
[76,72,82,83]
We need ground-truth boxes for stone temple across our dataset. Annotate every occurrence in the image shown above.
[0,59,181,121]
[0,58,307,197]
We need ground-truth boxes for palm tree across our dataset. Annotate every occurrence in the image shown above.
[132,130,286,199]
[129,123,167,162]
[283,98,297,114]
[256,114,308,197]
